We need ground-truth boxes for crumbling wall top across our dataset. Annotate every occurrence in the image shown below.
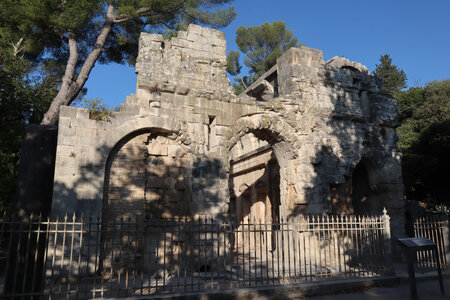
[325,56,369,74]
[135,24,233,99]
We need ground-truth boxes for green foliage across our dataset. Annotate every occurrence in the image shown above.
[227,50,253,94]
[227,21,298,94]
[397,79,450,209]
[226,50,241,76]
[1,0,236,125]
[236,21,298,79]
[0,42,57,212]
[394,87,425,122]
[373,54,408,93]
[81,98,114,121]
[0,0,236,66]
[232,83,245,95]
[162,23,188,40]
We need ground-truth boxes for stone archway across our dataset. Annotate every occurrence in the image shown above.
[102,127,194,222]
[331,158,379,215]
[100,128,193,276]
[351,161,379,215]
[228,131,281,254]
[227,113,300,217]
[229,133,281,225]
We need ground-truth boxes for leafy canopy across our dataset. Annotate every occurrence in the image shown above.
[0,42,59,212]
[1,0,236,125]
[227,21,298,94]
[373,54,407,93]
[236,21,298,79]
[397,79,450,209]
[0,0,236,65]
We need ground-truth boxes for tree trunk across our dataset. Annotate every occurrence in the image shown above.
[40,5,115,125]
[237,74,247,89]
[41,84,81,125]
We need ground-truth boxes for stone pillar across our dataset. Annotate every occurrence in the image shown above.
[6,125,57,297]
[15,124,58,219]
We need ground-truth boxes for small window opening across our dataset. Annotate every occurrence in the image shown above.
[207,116,216,151]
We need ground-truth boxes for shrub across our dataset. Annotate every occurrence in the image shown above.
[81,98,114,122]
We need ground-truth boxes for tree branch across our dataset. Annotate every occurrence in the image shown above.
[112,1,186,23]
[12,37,24,57]
[237,73,247,89]
[74,4,114,89]
[113,7,154,23]
[41,30,79,124]
[64,32,79,84]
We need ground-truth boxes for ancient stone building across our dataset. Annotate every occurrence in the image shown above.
[51,24,404,237]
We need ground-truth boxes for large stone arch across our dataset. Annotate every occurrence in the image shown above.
[330,151,402,215]
[102,122,195,222]
[227,113,300,160]
[227,113,302,219]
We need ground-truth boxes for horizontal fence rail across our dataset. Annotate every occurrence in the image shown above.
[0,212,395,299]
[414,215,449,270]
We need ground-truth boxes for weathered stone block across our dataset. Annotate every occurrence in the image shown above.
[147,143,168,156]
[146,176,174,189]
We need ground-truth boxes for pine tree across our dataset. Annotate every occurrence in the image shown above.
[0,0,236,124]
[227,21,298,94]
[373,54,408,93]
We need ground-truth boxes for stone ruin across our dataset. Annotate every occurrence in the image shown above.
[51,24,404,238]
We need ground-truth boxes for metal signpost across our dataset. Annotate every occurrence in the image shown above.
[396,237,445,299]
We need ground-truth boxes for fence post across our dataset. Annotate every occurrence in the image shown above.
[443,217,450,267]
[382,208,394,274]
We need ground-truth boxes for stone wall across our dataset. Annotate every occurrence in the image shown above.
[51,24,404,239]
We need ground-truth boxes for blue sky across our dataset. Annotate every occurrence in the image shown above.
[84,0,450,108]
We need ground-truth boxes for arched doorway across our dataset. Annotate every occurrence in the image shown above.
[100,129,192,276]
[352,161,378,215]
[229,133,281,224]
[103,129,192,221]
[330,159,382,215]
[228,133,281,254]
[331,160,379,215]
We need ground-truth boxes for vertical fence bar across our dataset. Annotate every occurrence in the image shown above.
[441,217,449,267]
[414,217,422,266]
[253,217,257,285]
[258,218,263,284]
[360,216,365,277]
[21,215,34,295]
[93,215,100,299]
[247,217,251,286]
[382,208,392,274]
[77,215,83,298]
[163,217,167,293]
[66,213,76,299]
[31,215,42,295]
[434,216,442,268]
[306,215,311,282]
[50,216,59,297]
[287,219,291,279]
[12,220,24,295]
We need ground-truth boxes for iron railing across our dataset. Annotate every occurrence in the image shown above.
[1,211,394,299]
[414,215,449,270]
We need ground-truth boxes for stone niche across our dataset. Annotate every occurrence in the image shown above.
[51,24,405,240]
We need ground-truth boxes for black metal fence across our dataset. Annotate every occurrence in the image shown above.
[1,211,394,299]
[414,215,449,270]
